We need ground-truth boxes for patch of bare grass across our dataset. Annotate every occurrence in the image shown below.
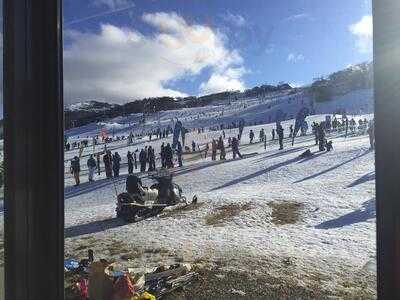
[205,203,252,226]
[268,201,303,225]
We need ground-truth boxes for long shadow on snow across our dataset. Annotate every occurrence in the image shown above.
[65,218,126,238]
[172,153,261,177]
[64,175,128,199]
[293,149,371,184]
[346,171,375,188]
[315,198,375,229]
[173,146,307,178]
[296,151,327,164]
[252,145,309,164]
[209,156,302,192]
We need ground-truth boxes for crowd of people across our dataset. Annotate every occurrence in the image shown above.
[69,115,375,187]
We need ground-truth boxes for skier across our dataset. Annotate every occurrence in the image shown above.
[192,140,196,152]
[271,128,275,140]
[289,125,294,138]
[139,149,147,172]
[176,141,183,167]
[249,130,255,144]
[211,139,217,161]
[103,150,113,179]
[222,130,226,139]
[112,152,121,177]
[96,153,101,175]
[231,137,242,159]
[127,151,134,174]
[218,136,226,160]
[87,154,97,182]
[276,124,284,150]
[70,156,81,186]
[367,121,375,149]
[345,117,349,138]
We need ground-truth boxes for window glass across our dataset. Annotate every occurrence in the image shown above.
[64,1,375,298]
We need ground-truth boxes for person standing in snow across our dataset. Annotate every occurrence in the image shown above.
[70,156,81,186]
[238,119,245,140]
[160,142,166,168]
[165,143,174,168]
[87,154,97,182]
[317,124,326,151]
[222,130,226,139]
[148,146,156,171]
[277,124,284,150]
[96,153,101,175]
[204,142,209,159]
[176,141,183,167]
[103,150,113,179]
[367,121,375,150]
[271,128,275,140]
[218,136,226,160]
[312,122,319,145]
[259,128,265,142]
[191,140,196,152]
[231,137,242,159]
[134,150,138,170]
[127,151,134,174]
[249,130,255,144]
[139,148,147,172]
[289,125,294,138]
[211,139,217,161]
[181,127,186,147]
[112,152,121,177]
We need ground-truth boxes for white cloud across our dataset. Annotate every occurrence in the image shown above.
[287,53,305,63]
[199,67,247,95]
[93,0,133,10]
[63,12,245,103]
[349,15,372,53]
[221,12,247,27]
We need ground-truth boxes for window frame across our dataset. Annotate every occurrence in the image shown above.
[2,0,399,298]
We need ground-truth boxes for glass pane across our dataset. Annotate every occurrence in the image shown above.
[64,1,375,299]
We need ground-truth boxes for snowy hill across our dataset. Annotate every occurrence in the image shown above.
[62,113,376,298]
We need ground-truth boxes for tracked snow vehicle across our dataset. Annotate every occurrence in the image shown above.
[116,172,188,222]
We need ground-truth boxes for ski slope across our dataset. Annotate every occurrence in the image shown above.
[63,97,376,297]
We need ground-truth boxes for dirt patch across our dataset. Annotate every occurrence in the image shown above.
[205,203,252,226]
[160,202,205,218]
[268,201,303,225]
[108,240,130,257]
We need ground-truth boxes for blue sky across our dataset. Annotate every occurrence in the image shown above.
[63,0,372,103]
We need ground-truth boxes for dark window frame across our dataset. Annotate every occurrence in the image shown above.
[3,0,64,299]
[2,0,400,298]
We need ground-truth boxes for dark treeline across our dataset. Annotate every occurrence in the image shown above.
[65,61,373,129]
[64,84,294,129]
